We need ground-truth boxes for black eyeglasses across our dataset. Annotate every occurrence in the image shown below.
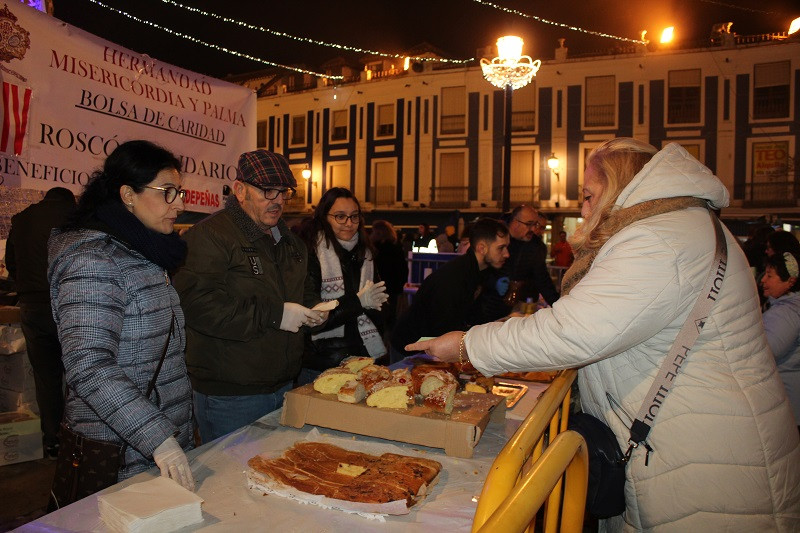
[514,218,541,229]
[143,185,186,204]
[249,183,296,201]
[328,213,361,224]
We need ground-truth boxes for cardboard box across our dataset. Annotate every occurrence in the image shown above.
[0,306,21,325]
[0,323,26,354]
[0,387,38,414]
[0,351,35,392]
[281,384,505,458]
[0,410,43,466]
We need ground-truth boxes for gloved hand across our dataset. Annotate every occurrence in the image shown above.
[153,436,194,491]
[357,280,389,309]
[280,302,317,332]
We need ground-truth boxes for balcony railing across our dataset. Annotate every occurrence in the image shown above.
[283,185,308,212]
[429,186,469,208]
[492,185,542,207]
[667,102,701,124]
[368,186,396,206]
[440,115,466,135]
[743,180,799,207]
[511,111,535,132]
[584,104,615,127]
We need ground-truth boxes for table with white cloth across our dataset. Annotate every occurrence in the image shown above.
[16,377,548,533]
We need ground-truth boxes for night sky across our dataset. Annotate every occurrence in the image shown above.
[51,0,799,80]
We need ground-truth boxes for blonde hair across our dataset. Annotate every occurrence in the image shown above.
[571,138,658,251]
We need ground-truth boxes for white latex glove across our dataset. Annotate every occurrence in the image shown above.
[357,280,389,309]
[280,302,318,332]
[153,436,195,491]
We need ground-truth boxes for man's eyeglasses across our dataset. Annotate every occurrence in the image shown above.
[328,213,361,224]
[143,185,186,204]
[514,218,542,229]
[249,184,296,201]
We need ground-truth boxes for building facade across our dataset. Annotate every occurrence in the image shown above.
[245,35,799,232]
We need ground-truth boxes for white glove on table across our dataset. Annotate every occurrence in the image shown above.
[357,280,389,309]
[280,302,319,332]
[153,436,194,491]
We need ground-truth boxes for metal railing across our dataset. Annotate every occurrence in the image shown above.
[491,185,541,206]
[472,369,587,533]
[368,185,396,206]
[584,104,615,127]
[744,180,798,207]
[440,115,466,135]
[429,186,469,208]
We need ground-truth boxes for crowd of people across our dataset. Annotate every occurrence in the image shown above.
[3,138,799,530]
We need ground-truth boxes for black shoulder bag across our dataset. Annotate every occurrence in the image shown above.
[49,312,175,511]
[568,211,728,519]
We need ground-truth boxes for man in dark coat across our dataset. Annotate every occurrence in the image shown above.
[390,218,509,362]
[174,150,325,443]
[6,187,76,458]
[478,205,560,322]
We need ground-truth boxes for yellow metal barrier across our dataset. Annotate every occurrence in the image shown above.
[475,431,589,533]
[472,369,584,533]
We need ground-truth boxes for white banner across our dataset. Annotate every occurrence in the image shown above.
[0,3,255,213]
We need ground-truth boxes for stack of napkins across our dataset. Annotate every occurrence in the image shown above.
[98,476,203,533]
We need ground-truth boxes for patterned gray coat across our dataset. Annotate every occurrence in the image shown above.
[48,228,193,480]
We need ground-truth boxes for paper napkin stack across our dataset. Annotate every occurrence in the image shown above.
[98,476,203,533]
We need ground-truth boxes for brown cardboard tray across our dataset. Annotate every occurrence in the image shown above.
[0,306,21,324]
[281,384,506,458]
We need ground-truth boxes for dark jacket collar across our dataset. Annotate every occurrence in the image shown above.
[224,195,289,243]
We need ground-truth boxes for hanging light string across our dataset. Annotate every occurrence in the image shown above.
[84,0,344,79]
[696,0,779,15]
[159,0,474,64]
[471,0,648,44]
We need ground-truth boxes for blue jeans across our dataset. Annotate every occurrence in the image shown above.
[193,383,293,444]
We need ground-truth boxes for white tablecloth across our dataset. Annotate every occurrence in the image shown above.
[17,401,537,532]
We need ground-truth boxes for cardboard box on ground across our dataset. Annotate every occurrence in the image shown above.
[0,411,42,466]
[0,316,44,465]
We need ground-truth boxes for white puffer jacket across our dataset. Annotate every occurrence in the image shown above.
[466,143,800,531]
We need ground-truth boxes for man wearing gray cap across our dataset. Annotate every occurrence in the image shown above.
[174,149,325,442]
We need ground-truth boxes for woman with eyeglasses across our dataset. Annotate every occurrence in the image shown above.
[296,187,389,385]
[47,140,195,492]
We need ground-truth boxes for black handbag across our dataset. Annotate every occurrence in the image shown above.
[567,412,626,518]
[48,423,124,511]
[48,312,175,511]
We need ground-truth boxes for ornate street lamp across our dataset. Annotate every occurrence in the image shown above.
[481,36,541,212]
[547,153,561,208]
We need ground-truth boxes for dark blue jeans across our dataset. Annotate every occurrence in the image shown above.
[193,382,293,444]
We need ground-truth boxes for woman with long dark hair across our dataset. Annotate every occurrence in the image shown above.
[48,140,194,490]
[297,187,388,384]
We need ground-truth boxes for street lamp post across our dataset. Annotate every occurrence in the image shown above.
[547,153,560,208]
[481,36,540,213]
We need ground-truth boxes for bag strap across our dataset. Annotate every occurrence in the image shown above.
[146,310,175,399]
[624,210,728,461]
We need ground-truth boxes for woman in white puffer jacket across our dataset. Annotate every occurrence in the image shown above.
[408,138,800,531]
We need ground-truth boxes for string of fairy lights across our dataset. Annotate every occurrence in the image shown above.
[696,0,777,15]
[87,0,656,77]
[84,0,344,79]
[471,0,648,44]
[158,0,474,64]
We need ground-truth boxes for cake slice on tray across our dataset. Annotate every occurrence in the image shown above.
[313,367,357,394]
